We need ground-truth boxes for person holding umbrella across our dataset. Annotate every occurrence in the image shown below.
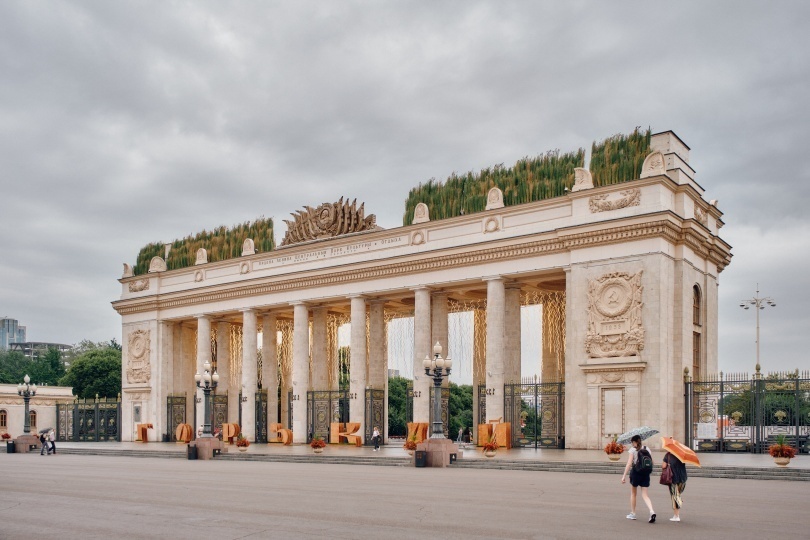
[660,436,700,522]
[621,434,656,523]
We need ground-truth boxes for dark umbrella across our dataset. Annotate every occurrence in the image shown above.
[39,427,53,434]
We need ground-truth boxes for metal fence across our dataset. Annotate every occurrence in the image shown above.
[685,369,810,453]
[56,396,121,442]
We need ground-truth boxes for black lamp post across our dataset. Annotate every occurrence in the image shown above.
[17,374,37,434]
[194,361,219,438]
[422,342,452,439]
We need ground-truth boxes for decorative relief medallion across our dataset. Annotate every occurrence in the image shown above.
[240,262,250,274]
[484,187,504,210]
[128,279,149,293]
[194,270,204,282]
[126,329,152,384]
[281,197,377,246]
[242,238,256,256]
[572,168,594,192]
[694,205,708,226]
[640,151,666,178]
[589,189,641,213]
[585,271,645,358]
[413,203,430,224]
[411,231,425,246]
[483,217,500,233]
[148,256,167,273]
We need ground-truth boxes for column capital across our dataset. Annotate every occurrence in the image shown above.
[194,314,210,320]
[482,275,504,283]
[347,294,366,300]
[409,285,432,292]
[290,300,309,307]
[239,308,256,314]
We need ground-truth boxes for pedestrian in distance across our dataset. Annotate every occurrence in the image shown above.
[39,432,48,455]
[48,429,56,455]
[457,427,463,443]
[621,434,656,523]
[372,426,381,451]
[661,451,687,522]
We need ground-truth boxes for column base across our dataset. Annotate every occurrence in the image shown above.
[14,434,40,454]
[415,438,461,467]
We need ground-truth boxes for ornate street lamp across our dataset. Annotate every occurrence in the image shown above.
[739,284,776,370]
[17,374,37,434]
[423,341,452,439]
[194,361,219,438]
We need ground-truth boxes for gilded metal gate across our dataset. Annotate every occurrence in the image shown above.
[307,390,348,443]
[56,397,121,442]
[685,369,810,453]
[504,380,565,449]
[428,386,450,438]
[477,384,486,428]
[364,388,385,445]
[213,394,228,434]
[167,394,186,442]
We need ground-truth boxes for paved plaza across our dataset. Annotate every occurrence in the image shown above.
[2,450,809,539]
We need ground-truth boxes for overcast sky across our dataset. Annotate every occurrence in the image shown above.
[1,1,808,376]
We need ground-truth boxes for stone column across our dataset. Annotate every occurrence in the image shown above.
[262,314,278,429]
[195,315,211,437]
[214,322,233,424]
[241,309,258,440]
[311,307,329,391]
[413,287,431,423]
[368,301,387,441]
[505,284,522,384]
[350,296,368,437]
[485,277,505,422]
[292,303,310,443]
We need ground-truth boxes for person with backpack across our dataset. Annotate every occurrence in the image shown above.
[621,434,656,523]
[39,432,48,455]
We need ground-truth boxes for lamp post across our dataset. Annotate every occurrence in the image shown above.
[739,284,776,370]
[423,341,452,439]
[194,361,219,438]
[17,374,37,434]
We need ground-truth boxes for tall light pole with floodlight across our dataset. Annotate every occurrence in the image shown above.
[739,284,776,370]
[423,341,452,439]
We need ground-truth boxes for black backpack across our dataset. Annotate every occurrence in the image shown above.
[634,447,653,474]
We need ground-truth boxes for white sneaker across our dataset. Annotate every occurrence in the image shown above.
[669,516,680,522]
[626,513,636,520]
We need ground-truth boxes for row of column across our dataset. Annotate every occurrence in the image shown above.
[191,275,535,443]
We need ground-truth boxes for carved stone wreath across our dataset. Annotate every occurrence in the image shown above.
[128,279,149,293]
[585,271,645,358]
[126,329,152,384]
[589,189,641,213]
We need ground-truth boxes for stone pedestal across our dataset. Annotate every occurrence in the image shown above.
[192,437,223,461]
[14,434,40,454]
[416,438,460,468]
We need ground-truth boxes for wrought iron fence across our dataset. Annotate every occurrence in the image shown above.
[504,378,565,449]
[166,394,186,442]
[364,388,385,445]
[685,369,810,453]
[307,389,348,443]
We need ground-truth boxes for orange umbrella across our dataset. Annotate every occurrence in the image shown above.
[661,436,701,467]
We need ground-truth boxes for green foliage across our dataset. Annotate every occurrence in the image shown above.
[448,382,473,437]
[589,127,651,187]
[0,347,65,386]
[59,346,122,399]
[133,217,275,275]
[387,376,409,437]
[403,149,585,225]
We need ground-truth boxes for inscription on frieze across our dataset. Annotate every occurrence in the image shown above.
[256,236,408,269]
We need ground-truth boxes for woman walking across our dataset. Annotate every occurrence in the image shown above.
[621,434,656,523]
[372,426,381,451]
[661,451,687,522]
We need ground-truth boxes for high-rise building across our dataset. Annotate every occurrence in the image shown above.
[0,318,27,350]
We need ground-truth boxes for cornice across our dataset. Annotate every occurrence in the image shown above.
[113,216,731,316]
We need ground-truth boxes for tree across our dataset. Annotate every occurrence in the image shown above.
[25,346,66,386]
[449,383,473,437]
[0,350,28,384]
[59,346,122,398]
[387,376,409,436]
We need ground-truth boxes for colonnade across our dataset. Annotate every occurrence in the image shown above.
[183,276,564,444]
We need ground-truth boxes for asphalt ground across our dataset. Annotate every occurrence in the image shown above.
[1,453,808,539]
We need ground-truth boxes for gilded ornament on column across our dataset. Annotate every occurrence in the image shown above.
[585,271,645,358]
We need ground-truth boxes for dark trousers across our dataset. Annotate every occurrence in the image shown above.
[49,440,56,454]
[373,436,380,450]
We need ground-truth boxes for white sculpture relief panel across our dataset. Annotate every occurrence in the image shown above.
[126,329,152,384]
[585,271,645,358]
[589,189,641,213]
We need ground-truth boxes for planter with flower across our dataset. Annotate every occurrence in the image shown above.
[604,437,625,462]
[1,432,10,440]
[310,436,326,454]
[235,433,250,452]
[768,435,797,467]
[482,435,498,458]
[403,435,418,456]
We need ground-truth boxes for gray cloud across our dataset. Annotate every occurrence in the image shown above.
[1,1,808,374]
